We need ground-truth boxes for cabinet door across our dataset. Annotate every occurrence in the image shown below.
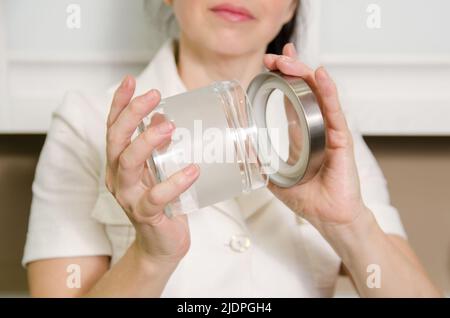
[0,0,164,133]
[316,0,450,135]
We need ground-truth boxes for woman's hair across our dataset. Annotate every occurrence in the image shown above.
[266,5,298,55]
[145,1,301,55]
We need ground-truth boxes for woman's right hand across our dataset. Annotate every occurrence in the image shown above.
[105,75,200,268]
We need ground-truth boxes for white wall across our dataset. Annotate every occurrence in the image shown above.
[1,0,449,134]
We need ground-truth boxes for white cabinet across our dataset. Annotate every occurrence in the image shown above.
[1,0,449,134]
[0,0,162,133]
[317,0,450,135]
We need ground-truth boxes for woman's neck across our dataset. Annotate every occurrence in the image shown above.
[176,34,266,91]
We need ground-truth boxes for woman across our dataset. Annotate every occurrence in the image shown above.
[23,0,441,297]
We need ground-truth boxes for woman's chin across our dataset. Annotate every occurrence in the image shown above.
[206,36,261,57]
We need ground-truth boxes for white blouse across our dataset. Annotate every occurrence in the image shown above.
[22,40,406,297]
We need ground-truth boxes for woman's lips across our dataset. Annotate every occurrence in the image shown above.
[210,4,255,22]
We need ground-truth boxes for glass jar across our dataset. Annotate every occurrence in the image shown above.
[138,72,325,217]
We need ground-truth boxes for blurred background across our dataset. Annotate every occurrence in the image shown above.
[0,0,449,296]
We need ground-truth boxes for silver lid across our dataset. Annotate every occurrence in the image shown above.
[247,71,325,188]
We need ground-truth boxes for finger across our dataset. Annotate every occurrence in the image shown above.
[107,89,161,164]
[107,75,136,128]
[149,114,173,152]
[139,164,200,216]
[275,56,315,82]
[263,54,280,71]
[117,120,175,188]
[114,90,161,139]
[315,67,351,147]
[149,112,169,127]
[282,43,298,58]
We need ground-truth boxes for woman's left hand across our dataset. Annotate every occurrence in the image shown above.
[263,43,368,233]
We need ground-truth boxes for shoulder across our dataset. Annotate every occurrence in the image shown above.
[55,90,111,129]
[49,90,113,166]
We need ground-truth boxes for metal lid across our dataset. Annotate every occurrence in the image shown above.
[246,71,325,188]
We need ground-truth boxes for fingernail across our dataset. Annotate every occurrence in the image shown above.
[280,56,295,64]
[144,89,157,101]
[288,43,298,55]
[120,76,130,89]
[183,164,199,177]
[157,121,175,134]
[317,67,330,82]
[321,66,330,77]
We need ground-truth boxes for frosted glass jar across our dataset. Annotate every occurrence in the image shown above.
[139,72,325,217]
